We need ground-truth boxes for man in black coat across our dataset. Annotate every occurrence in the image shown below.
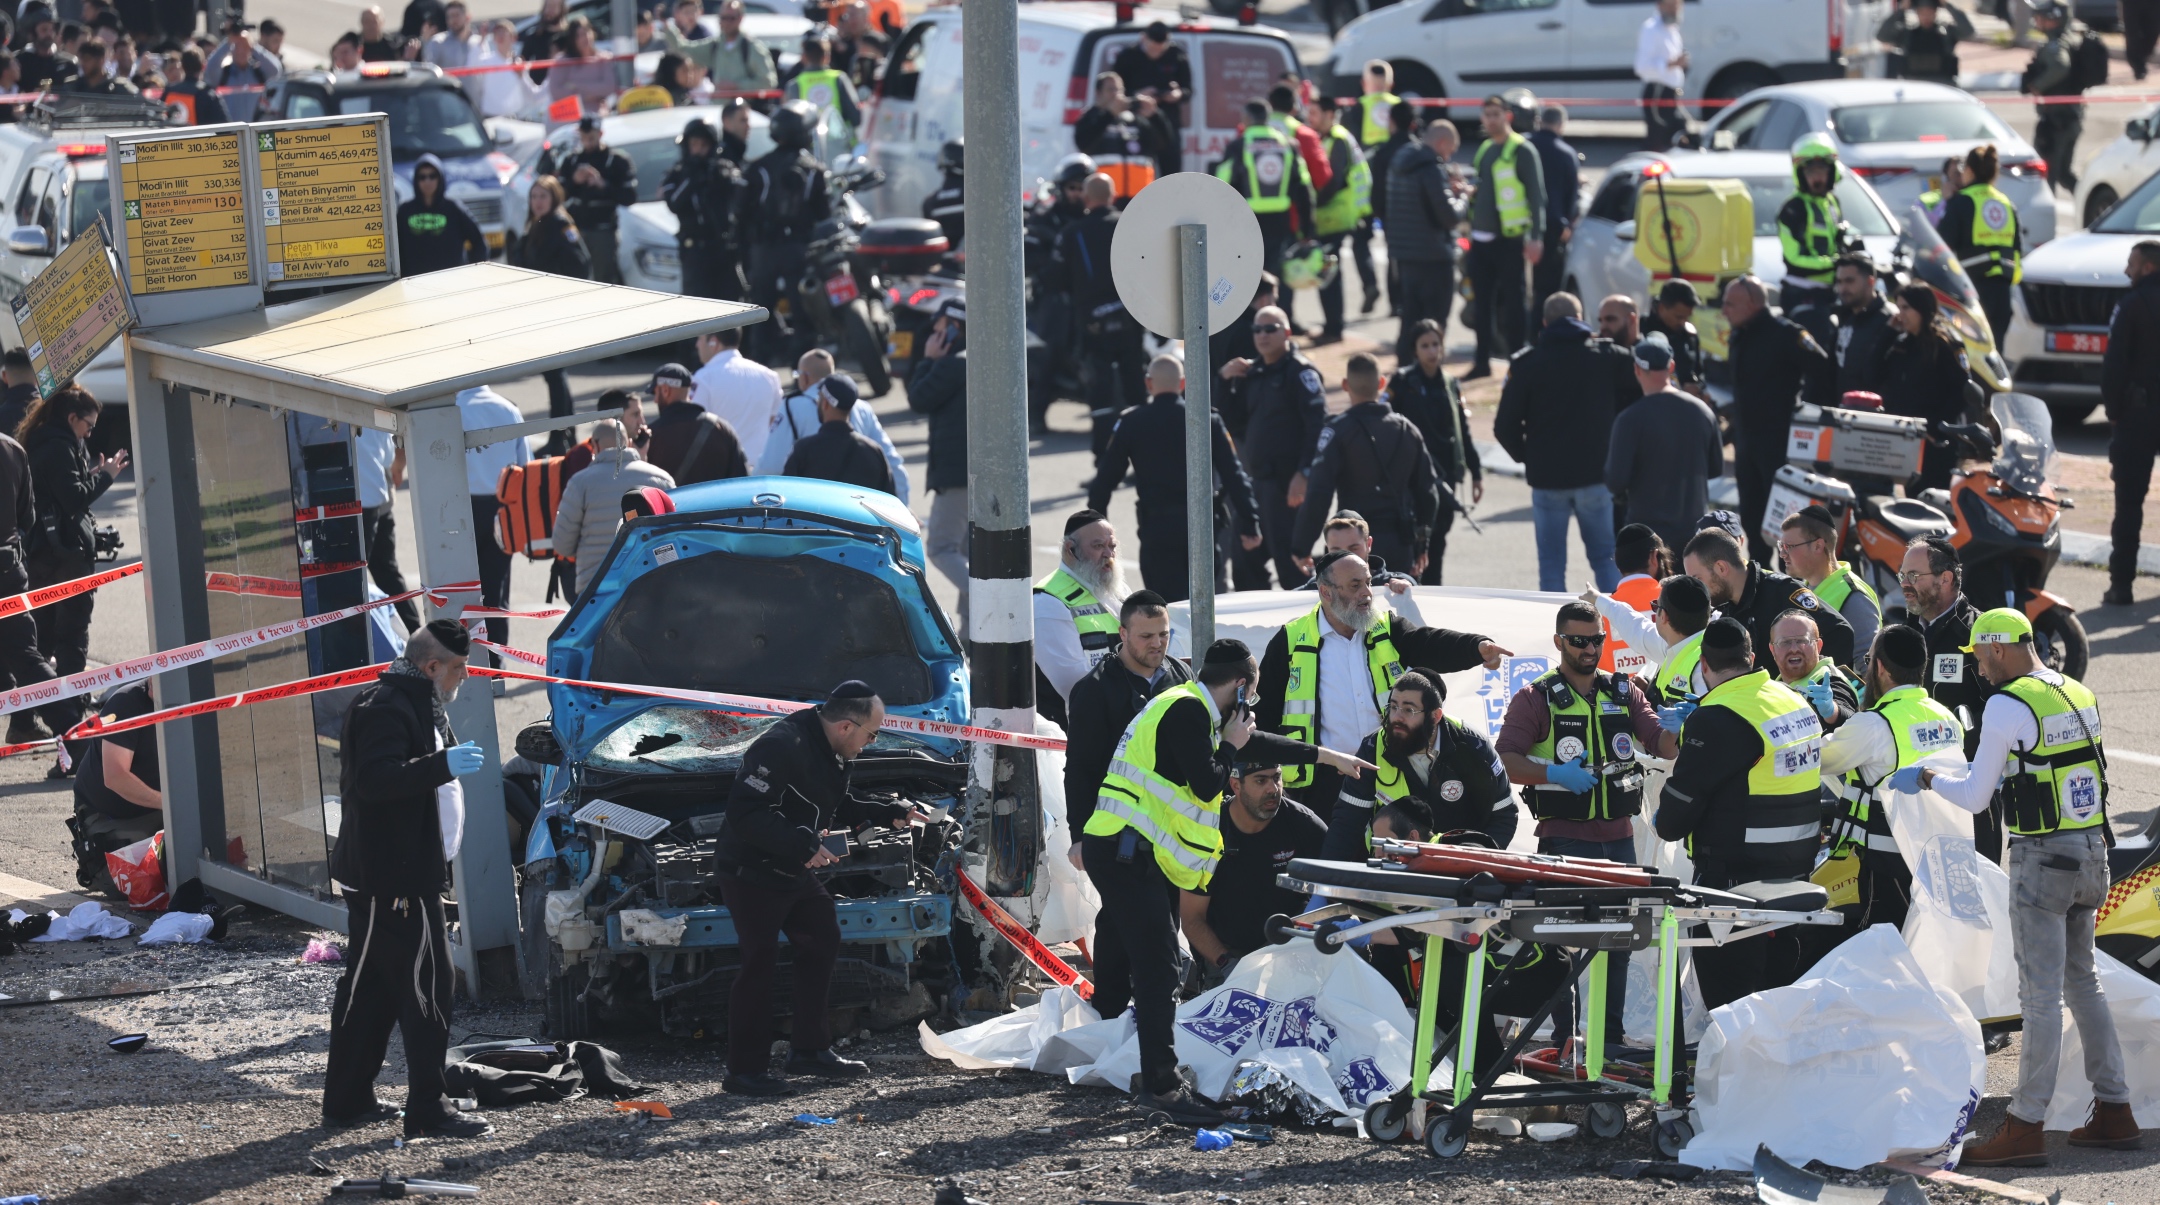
[714,681,896,1095]
[1292,352,1439,576]
[323,622,492,1140]
[663,118,748,302]
[1045,174,1145,457]
[1723,275,1836,561]
[2101,240,2160,605]
[782,378,895,494]
[1528,106,1581,327]
[1896,535,2002,856]
[1063,592,1187,844]
[1385,120,1466,362]
[1223,305,1327,587]
[1681,526,1856,670]
[1831,253,1895,396]
[545,116,639,285]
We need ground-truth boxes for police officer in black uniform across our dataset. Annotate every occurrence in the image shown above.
[2101,240,2160,607]
[1896,534,2002,856]
[1681,525,1857,670]
[922,138,965,246]
[1640,279,1707,394]
[743,101,834,365]
[1046,173,1144,458]
[1724,275,1837,561]
[1025,154,1094,425]
[663,117,747,304]
[1333,669,1514,860]
[543,116,638,285]
[1291,352,1439,579]
[1227,304,1328,588]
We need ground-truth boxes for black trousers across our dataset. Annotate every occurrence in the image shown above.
[1255,478,1305,590]
[2109,404,2160,590]
[2034,107,2083,192]
[1350,219,1380,309]
[1467,236,1528,370]
[717,871,840,1076]
[1137,529,1227,606]
[29,549,95,680]
[1421,504,1457,585]
[2131,0,2160,77]
[1394,258,1456,362]
[1230,525,1275,591]
[1082,321,1147,459]
[1530,223,1568,332]
[324,892,453,1124]
[1642,83,1685,152]
[1317,232,1350,334]
[1974,275,2014,352]
[362,506,421,633]
[468,496,511,658]
[682,245,745,302]
[586,224,621,285]
[0,552,69,733]
[541,369,575,455]
[1733,440,1779,563]
[1083,830,1183,1092]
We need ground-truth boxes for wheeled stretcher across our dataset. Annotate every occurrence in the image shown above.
[1267,840,1842,1159]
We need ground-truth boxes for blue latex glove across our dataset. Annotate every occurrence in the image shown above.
[445,741,487,777]
[1657,701,1696,734]
[1546,756,1597,794]
[1800,676,1836,720]
[1885,765,1927,795]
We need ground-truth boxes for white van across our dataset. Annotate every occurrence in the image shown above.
[863,3,1304,220]
[1327,0,1849,117]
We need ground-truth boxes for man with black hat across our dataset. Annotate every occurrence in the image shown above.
[1640,279,1707,395]
[1179,752,1326,986]
[543,116,637,285]
[644,362,750,487]
[1085,637,1374,1124]
[1589,572,1715,705]
[1653,617,1823,1008]
[781,377,893,494]
[713,680,898,1095]
[1035,510,1127,730]
[1333,668,1514,861]
[1604,334,1722,555]
[324,620,493,1140]
[663,116,747,302]
[1681,525,1856,671]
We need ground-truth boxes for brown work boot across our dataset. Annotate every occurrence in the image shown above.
[1962,1114,2049,1167]
[2068,1101,2144,1150]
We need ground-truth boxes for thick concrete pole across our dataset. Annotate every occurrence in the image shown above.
[962,0,1037,896]
[1180,224,1214,654]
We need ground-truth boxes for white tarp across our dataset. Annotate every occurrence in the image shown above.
[971,714,1100,947]
[1885,784,2021,1023]
[2042,948,2160,1128]
[1684,924,1985,1172]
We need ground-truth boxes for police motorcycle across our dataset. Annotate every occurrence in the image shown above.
[783,155,898,397]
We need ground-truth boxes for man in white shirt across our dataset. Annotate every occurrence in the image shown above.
[760,349,907,495]
[471,19,537,119]
[1033,509,1128,728]
[1890,608,2137,1168]
[356,426,421,633]
[691,326,782,471]
[1634,0,1687,151]
[457,385,529,663]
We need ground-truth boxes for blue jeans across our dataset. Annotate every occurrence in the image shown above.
[1539,835,1636,1039]
[1532,484,1620,594]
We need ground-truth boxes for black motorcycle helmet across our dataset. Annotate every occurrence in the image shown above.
[1053,153,1096,189]
[938,137,964,175]
[769,100,820,152]
[678,117,719,154]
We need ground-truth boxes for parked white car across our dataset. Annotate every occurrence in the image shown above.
[1325,0,1846,117]
[2072,106,2160,231]
[2002,169,2159,424]
[1565,149,1903,316]
[1696,79,2055,246]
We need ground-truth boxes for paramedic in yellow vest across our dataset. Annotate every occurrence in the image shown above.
[783,36,861,152]
[1255,550,1509,827]
[1083,639,1374,1126]
[1651,618,1825,1010]
[1817,625,1963,935]
[1940,143,2022,348]
[1586,572,1714,706]
[1352,59,1399,316]
[1465,93,1546,379]
[1033,509,1126,730]
[1332,668,1516,861]
[1307,98,1372,344]
[1777,133,1853,344]
[1892,608,2141,1168]
[1216,100,1316,295]
[1497,601,1676,1040]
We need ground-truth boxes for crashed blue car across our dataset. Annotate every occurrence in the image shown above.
[518,476,969,1039]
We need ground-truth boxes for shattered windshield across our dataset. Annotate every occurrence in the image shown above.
[584,706,941,774]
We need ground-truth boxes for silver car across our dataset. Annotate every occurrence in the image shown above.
[2001,167,2160,425]
[1697,79,2055,247]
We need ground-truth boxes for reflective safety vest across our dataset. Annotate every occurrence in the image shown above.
[1959,182,2022,283]
[1276,605,1402,788]
[1811,561,1880,623]
[1918,187,1947,226]
[1474,131,1533,237]
[1999,672,2108,837]
[1357,91,1400,147]
[793,68,852,141]
[1088,681,1226,890]
[1694,669,1824,858]
[1313,124,1372,237]
[1215,124,1298,214]
[1827,685,1963,856]
[1523,670,1646,822]
[1034,566,1119,661]
[1654,628,1706,705]
[1780,190,1841,284]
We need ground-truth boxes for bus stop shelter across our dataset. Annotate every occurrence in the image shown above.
[126,261,760,996]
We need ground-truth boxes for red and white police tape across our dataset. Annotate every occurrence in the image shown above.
[952,865,1094,999]
[0,560,141,620]
[58,662,392,748]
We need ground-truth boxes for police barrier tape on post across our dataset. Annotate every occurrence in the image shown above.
[466,643,1069,752]
[59,663,393,747]
[0,560,142,619]
[950,864,1095,1000]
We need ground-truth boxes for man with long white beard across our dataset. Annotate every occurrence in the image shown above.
[1035,509,1130,730]
[1257,550,1510,826]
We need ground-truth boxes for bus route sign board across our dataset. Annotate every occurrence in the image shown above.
[106,123,262,326]
[10,219,130,398]
[252,115,397,289]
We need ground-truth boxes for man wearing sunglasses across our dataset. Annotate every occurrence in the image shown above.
[1497,600,1674,1040]
[1222,305,1326,588]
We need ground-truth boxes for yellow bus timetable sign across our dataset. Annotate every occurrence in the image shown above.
[116,131,251,295]
[257,122,389,285]
[10,221,129,397]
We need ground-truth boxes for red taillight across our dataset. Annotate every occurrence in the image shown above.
[1064,74,1087,125]
[906,287,938,307]
[55,142,103,157]
[1238,3,1257,23]
[2007,158,2046,177]
[1828,0,1843,55]
[1850,165,1912,178]
[1114,1,1136,21]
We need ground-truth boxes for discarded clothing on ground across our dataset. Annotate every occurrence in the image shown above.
[10,902,131,942]
[137,911,214,945]
[440,1037,643,1108]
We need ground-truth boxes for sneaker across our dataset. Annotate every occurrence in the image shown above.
[723,1072,796,1097]
[1135,1082,1229,1126]
[403,1113,493,1141]
[783,1047,868,1079]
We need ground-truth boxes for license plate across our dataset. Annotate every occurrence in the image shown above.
[825,272,860,306]
[2047,329,2107,355]
[887,329,913,359]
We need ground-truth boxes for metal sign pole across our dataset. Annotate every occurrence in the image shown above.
[1179,223,1214,656]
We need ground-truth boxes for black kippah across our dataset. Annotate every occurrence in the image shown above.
[829,679,877,700]
[424,618,470,656]
[1795,503,1836,527]
[1660,574,1711,614]
[1701,616,1749,652]
[1065,509,1108,537]
[1875,623,1927,670]
[1204,638,1252,667]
